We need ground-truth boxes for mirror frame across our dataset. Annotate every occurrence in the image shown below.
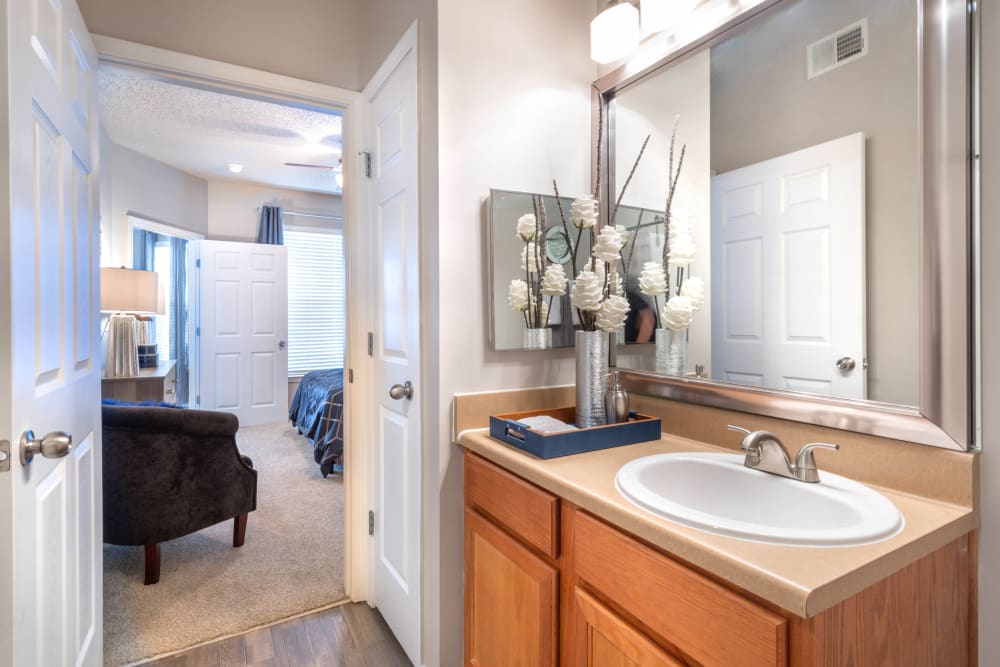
[594,0,977,451]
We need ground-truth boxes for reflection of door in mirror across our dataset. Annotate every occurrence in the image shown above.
[609,0,920,407]
[710,133,865,399]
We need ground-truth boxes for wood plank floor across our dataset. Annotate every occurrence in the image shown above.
[140,603,410,667]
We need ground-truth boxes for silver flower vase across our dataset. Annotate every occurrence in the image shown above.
[523,327,552,350]
[575,330,609,427]
[655,327,687,376]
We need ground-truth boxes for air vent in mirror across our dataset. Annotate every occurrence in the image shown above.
[807,19,868,80]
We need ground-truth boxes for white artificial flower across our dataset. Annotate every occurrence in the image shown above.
[638,261,667,297]
[516,213,537,241]
[596,294,630,332]
[680,276,705,311]
[508,279,529,312]
[592,225,624,265]
[668,211,696,267]
[661,295,694,331]
[571,196,598,229]
[570,270,603,312]
[616,225,630,249]
[540,263,568,296]
[520,241,542,274]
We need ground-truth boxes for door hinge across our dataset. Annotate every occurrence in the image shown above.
[196,327,201,337]
[368,510,375,536]
[0,440,9,472]
[195,258,201,268]
[367,332,374,357]
[360,151,372,179]
[196,395,201,406]
[348,368,354,383]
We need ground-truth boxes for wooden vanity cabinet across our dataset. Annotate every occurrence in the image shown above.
[463,450,976,667]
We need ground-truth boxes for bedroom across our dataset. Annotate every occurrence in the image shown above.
[97,63,356,664]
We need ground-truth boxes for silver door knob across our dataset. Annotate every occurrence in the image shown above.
[20,430,73,465]
[389,381,414,400]
[836,357,857,371]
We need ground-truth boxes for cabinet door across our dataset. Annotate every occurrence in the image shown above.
[571,588,683,667]
[465,509,558,667]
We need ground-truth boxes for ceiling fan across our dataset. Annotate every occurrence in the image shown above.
[284,158,344,187]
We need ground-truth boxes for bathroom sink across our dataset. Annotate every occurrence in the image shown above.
[615,452,903,547]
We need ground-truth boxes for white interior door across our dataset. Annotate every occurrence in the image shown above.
[365,28,421,665]
[0,0,102,665]
[194,240,288,426]
[710,133,866,399]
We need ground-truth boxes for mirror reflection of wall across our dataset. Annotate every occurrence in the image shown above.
[609,0,919,407]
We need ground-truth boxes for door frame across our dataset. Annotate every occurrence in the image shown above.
[93,36,373,600]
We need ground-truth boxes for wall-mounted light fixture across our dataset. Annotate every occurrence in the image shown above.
[591,1,640,64]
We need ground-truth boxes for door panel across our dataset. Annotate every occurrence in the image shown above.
[4,0,102,664]
[711,133,866,399]
[195,240,288,426]
[367,34,421,664]
[571,588,683,667]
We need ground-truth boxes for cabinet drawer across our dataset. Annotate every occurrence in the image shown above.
[464,452,559,559]
[573,511,788,667]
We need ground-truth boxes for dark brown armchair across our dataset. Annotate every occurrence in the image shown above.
[102,405,257,584]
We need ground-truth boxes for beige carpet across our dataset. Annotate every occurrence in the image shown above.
[103,422,347,666]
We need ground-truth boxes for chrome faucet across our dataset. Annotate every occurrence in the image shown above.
[727,426,839,483]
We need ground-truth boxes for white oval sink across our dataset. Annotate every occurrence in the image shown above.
[616,452,903,547]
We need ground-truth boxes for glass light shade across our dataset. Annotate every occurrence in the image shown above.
[591,2,640,64]
[100,267,159,314]
[641,0,700,36]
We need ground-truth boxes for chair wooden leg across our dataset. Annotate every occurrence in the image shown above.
[233,513,248,548]
[144,543,160,585]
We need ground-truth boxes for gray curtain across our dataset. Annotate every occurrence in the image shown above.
[132,228,157,270]
[256,205,284,245]
[171,237,189,405]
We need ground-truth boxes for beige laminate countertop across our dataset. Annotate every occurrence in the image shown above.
[457,429,977,619]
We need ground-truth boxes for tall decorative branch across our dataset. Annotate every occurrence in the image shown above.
[610,134,651,228]
[592,84,604,200]
[661,116,687,297]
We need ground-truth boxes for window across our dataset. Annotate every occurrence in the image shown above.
[285,226,346,375]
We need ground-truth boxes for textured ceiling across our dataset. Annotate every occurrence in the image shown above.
[98,67,343,194]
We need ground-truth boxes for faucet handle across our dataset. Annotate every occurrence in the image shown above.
[794,443,839,482]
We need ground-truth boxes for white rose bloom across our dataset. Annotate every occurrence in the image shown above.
[638,261,667,297]
[540,263,568,296]
[661,295,694,331]
[592,225,624,265]
[570,270,603,312]
[520,242,542,274]
[508,279,529,312]
[668,232,697,267]
[680,276,705,311]
[516,213,537,241]
[596,294,630,332]
[571,196,598,229]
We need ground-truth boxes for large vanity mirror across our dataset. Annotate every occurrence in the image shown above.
[599,0,975,450]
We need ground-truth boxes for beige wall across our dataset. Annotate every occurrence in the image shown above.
[433,0,596,664]
[980,2,999,662]
[710,0,919,405]
[78,0,366,90]
[101,141,208,266]
[206,180,342,242]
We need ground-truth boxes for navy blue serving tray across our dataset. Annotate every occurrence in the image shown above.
[489,406,661,459]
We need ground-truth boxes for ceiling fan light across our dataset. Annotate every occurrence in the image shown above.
[591,2,640,65]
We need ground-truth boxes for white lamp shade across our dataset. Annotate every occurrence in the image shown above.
[641,0,699,36]
[100,267,159,314]
[591,2,640,64]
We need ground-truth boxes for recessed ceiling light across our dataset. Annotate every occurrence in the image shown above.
[227,163,244,174]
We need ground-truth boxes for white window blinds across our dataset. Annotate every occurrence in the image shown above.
[284,226,346,375]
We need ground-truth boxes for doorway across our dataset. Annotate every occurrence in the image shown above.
[94,41,367,664]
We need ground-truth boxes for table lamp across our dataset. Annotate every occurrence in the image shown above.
[101,267,159,378]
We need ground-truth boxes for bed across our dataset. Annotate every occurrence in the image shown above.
[289,368,344,477]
